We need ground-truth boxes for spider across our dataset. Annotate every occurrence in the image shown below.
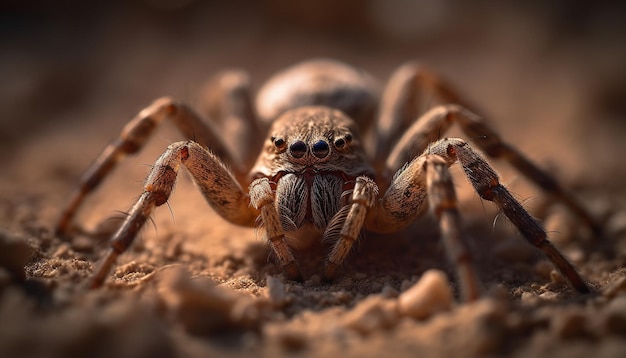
[56,59,598,300]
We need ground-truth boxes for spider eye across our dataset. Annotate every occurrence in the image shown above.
[272,137,286,148]
[334,133,352,148]
[289,140,307,158]
[312,140,329,158]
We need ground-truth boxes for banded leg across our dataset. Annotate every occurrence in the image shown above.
[429,138,591,294]
[367,151,481,300]
[249,178,302,281]
[385,104,601,237]
[56,97,240,237]
[323,176,378,281]
[425,156,481,301]
[89,141,257,288]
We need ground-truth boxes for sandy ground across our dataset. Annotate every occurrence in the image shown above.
[2,2,626,357]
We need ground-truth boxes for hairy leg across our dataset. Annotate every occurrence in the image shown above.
[249,178,302,281]
[200,70,263,168]
[365,151,481,300]
[374,62,468,168]
[367,138,590,294]
[89,140,257,288]
[425,155,481,301]
[322,176,379,281]
[430,138,591,294]
[384,104,600,237]
[56,97,243,236]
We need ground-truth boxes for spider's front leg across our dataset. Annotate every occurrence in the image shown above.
[56,98,233,237]
[249,178,302,281]
[323,176,379,281]
[57,70,261,237]
[364,154,482,301]
[89,141,257,288]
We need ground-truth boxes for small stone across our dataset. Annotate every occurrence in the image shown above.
[397,269,453,320]
[538,291,560,302]
[549,270,565,284]
[342,295,399,334]
[520,291,539,305]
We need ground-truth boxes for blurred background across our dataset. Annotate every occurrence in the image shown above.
[1,0,625,192]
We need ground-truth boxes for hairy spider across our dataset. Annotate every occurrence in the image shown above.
[56,59,598,300]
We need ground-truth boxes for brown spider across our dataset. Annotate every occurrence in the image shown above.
[56,59,598,300]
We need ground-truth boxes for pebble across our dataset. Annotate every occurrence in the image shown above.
[520,291,540,305]
[538,291,560,302]
[341,295,399,334]
[549,270,565,285]
[397,269,453,320]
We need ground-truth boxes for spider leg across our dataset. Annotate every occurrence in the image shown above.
[429,138,591,294]
[424,155,482,301]
[323,176,378,281]
[249,178,302,281]
[367,138,590,295]
[200,70,263,168]
[56,95,246,236]
[365,150,481,300]
[89,140,257,288]
[384,104,601,237]
[374,62,466,167]
[322,161,482,301]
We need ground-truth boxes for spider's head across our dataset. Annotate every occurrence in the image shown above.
[251,106,371,177]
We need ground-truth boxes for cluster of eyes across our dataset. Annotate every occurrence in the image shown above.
[271,134,353,159]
